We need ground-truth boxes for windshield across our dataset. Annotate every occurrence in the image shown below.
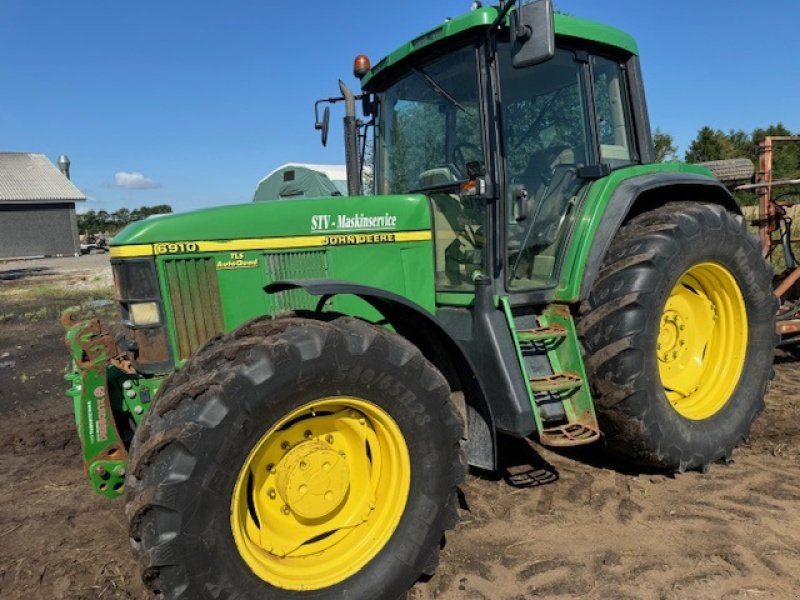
[376,45,484,194]
[374,44,487,292]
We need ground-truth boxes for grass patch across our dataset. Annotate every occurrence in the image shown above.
[0,285,115,323]
[0,283,113,301]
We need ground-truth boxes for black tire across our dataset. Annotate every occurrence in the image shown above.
[578,202,776,472]
[125,316,465,600]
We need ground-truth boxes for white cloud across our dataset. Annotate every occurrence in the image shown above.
[114,171,161,190]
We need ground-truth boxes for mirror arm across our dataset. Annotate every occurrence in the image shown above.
[492,0,517,30]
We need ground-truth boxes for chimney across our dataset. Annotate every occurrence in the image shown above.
[58,155,71,180]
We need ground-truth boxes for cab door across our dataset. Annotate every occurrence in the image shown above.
[496,44,639,296]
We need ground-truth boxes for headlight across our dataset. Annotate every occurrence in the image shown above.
[112,259,159,299]
[112,258,172,374]
[129,302,161,326]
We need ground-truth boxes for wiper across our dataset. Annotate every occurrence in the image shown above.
[411,67,468,113]
[408,178,467,194]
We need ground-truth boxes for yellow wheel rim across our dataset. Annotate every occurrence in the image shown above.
[230,397,411,591]
[658,262,748,420]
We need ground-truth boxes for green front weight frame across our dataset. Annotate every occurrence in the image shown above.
[63,312,162,498]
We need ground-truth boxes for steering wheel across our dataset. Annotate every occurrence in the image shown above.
[452,142,482,176]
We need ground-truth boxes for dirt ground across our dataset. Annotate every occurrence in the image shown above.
[0,256,799,600]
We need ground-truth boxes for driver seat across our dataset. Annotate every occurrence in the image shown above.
[516,145,575,205]
[416,166,458,189]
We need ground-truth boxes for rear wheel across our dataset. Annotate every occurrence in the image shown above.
[126,316,465,599]
[578,202,776,471]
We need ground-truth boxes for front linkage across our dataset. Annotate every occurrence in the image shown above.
[62,311,162,498]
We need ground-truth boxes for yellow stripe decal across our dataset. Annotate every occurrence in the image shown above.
[110,230,432,258]
[110,245,154,258]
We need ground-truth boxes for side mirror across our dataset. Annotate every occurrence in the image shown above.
[511,0,555,68]
[315,105,330,147]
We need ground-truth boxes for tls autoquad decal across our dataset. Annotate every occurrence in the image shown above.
[110,230,431,257]
[216,252,259,270]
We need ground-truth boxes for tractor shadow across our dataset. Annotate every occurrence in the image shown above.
[0,267,52,281]
[463,432,669,507]
[465,434,560,494]
[546,441,669,477]
[773,348,800,365]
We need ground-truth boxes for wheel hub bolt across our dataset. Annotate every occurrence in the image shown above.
[281,441,290,451]
[113,465,126,477]
[281,505,290,515]
[94,466,107,477]
[267,488,276,499]
[266,463,274,473]
[304,430,313,439]
[325,434,334,444]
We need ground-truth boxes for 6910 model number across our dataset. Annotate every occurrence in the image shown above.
[154,242,199,255]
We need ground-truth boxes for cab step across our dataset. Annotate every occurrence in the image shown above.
[501,299,601,448]
[540,423,599,447]
[529,372,583,395]
[517,324,568,343]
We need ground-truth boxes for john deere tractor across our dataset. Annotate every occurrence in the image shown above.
[63,2,776,598]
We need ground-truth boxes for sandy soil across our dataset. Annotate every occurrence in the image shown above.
[0,257,798,600]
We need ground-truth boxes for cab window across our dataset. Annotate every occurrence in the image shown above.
[592,55,636,167]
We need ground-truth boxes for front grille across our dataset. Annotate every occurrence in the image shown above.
[266,250,328,313]
[164,258,224,360]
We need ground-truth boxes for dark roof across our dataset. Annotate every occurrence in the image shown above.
[0,153,85,203]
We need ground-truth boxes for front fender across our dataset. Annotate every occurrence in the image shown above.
[265,279,500,470]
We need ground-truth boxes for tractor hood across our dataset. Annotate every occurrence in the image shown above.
[110,194,432,255]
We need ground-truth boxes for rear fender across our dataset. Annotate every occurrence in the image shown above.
[579,172,740,300]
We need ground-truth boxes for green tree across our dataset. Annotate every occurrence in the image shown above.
[77,204,172,235]
[752,123,800,180]
[131,204,172,221]
[113,208,131,226]
[685,127,740,163]
[726,129,751,158]
[653,129,677,162]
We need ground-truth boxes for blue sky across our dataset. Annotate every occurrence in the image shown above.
[2,1,798,214]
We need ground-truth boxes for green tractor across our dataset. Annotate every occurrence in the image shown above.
[63,1,776,598]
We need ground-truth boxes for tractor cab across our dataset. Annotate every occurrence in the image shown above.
[320,2,649,297]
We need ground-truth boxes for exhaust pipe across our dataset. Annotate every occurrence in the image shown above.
[58,155,71,180]
[339,80,361,196]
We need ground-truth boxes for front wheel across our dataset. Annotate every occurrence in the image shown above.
[125,316,465,599]
[578,202,776,471]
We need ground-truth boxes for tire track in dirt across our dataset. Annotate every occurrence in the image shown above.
[412,360,800,600]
